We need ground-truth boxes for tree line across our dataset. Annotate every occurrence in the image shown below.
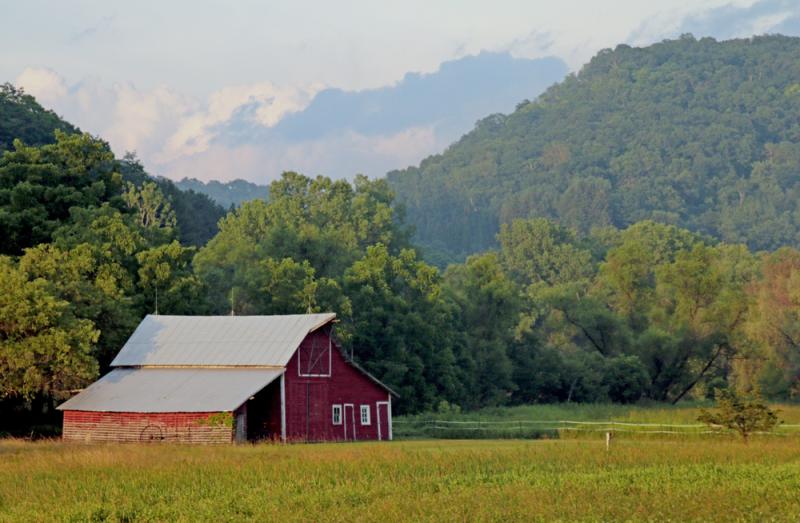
[1,130,799,435]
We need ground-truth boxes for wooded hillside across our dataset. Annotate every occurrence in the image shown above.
[388,35,800,264]
[175,178,269,209]
[0,83,78,152]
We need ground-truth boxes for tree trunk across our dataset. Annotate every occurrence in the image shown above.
[670,343,726,404]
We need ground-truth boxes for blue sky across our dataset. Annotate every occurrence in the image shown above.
[2,0,800,183]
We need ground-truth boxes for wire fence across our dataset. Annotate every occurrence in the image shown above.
[392,418,800,440]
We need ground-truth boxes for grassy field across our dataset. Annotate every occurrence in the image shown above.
[394,402,800,439]
[2,436,800,522]
[397,401,800,423]
[2,403,799,521]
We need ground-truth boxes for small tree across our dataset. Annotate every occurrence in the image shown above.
[698,389,781,443]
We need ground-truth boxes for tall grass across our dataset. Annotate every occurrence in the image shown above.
[1,437,799,521]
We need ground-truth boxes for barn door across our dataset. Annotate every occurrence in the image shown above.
[343,404,356,441]
[376,402,391,441]
[304,382,328,442]
[235,409,247,443]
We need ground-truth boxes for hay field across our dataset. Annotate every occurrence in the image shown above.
[1,436,799,522]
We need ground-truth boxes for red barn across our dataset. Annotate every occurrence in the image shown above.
[58,314,396,443]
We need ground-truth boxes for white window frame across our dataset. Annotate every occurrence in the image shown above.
[360,404,371,426]
[332,404,342,425]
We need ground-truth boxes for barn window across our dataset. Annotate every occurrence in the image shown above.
[298,334,332,377]
[360,405,371,425]
[332,404,342,425]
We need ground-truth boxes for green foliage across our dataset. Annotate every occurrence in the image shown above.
[745,247,800,397]
[195,172,410,298]
[136,241,207,315]
[602,355,650,403]
[197,412,233,428]
[118,154,225,247]
[192,173,379,316]
[0,83,78,152]
[0,132,125,255]
[123,181,177,231]
[389,35,800,261]
[498,218,594,286]
[698,389,781,442]
[18,240,138,367]
[0,106,215,423]
[0,257,99,400]
[427,214,793,407]
[444,253,519,406]
[344,244,459,412]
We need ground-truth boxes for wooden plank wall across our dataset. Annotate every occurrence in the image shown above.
[62,411,234,444]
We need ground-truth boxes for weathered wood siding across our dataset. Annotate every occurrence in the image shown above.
[62,411,234,444]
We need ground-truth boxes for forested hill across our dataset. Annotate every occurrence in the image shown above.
[0,83,78,151]
[175,178,269,209]
[0,84,225,247]
[387,35,800,264]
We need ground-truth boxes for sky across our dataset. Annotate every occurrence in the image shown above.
[3,0,800,184]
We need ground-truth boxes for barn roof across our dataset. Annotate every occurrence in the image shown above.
[110,313,336,367]
[56,368,282,412]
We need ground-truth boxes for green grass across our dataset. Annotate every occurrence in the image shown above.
[398,401,800,423]
[394,402,800,439]
[1,437,800,521]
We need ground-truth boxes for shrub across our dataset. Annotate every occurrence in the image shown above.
[698,389,781,443]
[603,356,650,403]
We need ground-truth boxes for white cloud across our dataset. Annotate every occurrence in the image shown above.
[104,83,193,157]
[628,0,800,46]
[159,82,321,163]
[16,67,192,160]
[752,11,794,33]
[158,125,441,184]
[12,67,439,183]
[13,68,322,179]
[15,68,68,105]
[11,63,453,185]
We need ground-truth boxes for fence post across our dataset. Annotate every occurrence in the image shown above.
[606,431,611,451]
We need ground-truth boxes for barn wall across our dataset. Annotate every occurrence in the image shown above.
[62,411,235,444]
[284,330,391,442]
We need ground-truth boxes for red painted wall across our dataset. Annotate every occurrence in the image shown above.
[62,411,234,444]
[284,329,392,442]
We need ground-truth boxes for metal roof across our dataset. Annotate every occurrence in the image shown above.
[57,368,282,412]
[110,313,336,367]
